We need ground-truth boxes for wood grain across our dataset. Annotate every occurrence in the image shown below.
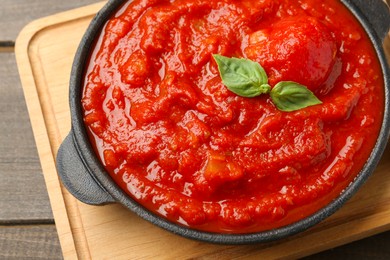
[0,52,62,258]
[14,2,390,259]
[0,52,54,223]
[0,0,101,42]
[0,225,62,259]
[304,231,390,260]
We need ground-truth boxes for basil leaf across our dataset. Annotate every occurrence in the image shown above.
[213,54,271,97]
[270,81,322,112]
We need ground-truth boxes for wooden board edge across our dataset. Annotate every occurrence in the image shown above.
[15,25,78,260]
[14,2,107,260]
[267,212,390,259]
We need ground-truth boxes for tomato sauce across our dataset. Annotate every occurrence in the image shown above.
[82,0,384,233]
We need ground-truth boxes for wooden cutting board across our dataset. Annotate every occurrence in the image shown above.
[15,1,390,259]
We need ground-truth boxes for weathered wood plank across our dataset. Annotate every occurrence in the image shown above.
[0,225,62,259]
[0,53,54,222]
[0,0,101,42]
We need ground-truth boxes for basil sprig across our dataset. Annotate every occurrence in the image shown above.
[213,54,322,112]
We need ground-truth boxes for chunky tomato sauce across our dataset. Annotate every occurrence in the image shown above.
[82,0,384,233]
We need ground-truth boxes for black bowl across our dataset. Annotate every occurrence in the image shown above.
[56,0,390,244]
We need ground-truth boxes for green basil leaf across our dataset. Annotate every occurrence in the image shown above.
[213,54,270,97]
[270,81,322,112]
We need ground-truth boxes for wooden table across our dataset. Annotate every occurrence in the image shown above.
[1,0,390,259]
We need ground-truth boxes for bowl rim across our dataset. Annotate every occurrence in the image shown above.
[67,0,390,244]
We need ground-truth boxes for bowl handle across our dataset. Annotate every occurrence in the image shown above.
[56,133,115,205]
[346,0,390,41]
